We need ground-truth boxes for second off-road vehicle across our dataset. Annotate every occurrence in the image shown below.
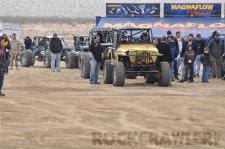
[32,36,72,68]
[79,28,115,79]
[64,36,89,69]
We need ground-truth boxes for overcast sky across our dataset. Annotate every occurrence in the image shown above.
[0,0,223,18]
[0,0,105,18]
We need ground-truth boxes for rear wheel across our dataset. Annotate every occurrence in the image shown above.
[113,62,125,87]
[65,51,76,69]
[158,62,170,87]
[80,54,90,79]
[43,51,51,68]
[20,49,33,67]
[103,60,113,84]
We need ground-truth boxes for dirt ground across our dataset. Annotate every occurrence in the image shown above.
[0,61,225,149]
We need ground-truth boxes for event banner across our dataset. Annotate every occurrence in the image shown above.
[164,3,221,17]
[97,17,225,38]
[106,3,160,17]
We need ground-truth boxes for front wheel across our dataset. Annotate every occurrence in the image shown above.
[20,49,33,67]
[103,60,113,84]
[113,62,125,87]
[80,54,91,79]
[43,51,51,68]
[65,51,76,69]
[158,62,171,87]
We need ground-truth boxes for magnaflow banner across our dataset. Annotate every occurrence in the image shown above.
[106,3,160,17]
[164,3,221,17]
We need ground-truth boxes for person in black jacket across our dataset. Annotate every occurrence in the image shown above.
[49,33,63,72]
[207,33,224,78]
[174,31,184,80]
[194,34,205,77]
[24,36,32,50]
[157,37,172,63]
[200,48,211,83]
[89,35,103,84]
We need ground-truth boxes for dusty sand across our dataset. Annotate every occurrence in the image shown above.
[0,62,225,149]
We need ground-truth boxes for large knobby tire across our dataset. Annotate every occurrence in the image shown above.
[81,54,90,79]
[20,50,33,67]
[158,62,171,87]
[103,60,113,84]
[113,62,125,87]
[43,51,51,68]
[65,51,76,69]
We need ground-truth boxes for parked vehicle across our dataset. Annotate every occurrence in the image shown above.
[79,28,115,79]
[103,28,170,87]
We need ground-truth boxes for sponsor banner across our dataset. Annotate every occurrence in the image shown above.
[2,23,21,38]
[97,17,225,38]
[106,3,160,17]
[164,3,221,17]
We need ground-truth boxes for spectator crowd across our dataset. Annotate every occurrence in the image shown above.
[155,31,225,83]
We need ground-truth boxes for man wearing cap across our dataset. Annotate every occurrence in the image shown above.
[167,31,178,81]
[174,31,184,80]
[89,35,103,84]
[208,33,224,78]
[179,34,197,82]
[194,34,205,77]
[49,33,63,72]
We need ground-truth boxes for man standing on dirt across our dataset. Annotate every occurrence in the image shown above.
[194,34,205,77]
[49,33,62,72]
[174,31,184,80]
[179,34,196,82]
[167,31,178,81]
[10,33,20,70]
[89,35,103,84]
[208,33,224,78]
